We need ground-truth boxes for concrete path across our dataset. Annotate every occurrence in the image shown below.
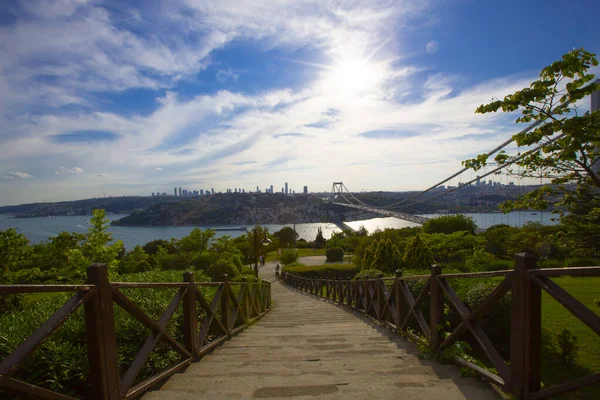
[145,261,500,399]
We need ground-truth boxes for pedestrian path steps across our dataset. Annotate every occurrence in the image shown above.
[144,263,499,399]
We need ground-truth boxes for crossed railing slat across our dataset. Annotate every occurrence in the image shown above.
[282,254,600,400]
[0,266,272,400]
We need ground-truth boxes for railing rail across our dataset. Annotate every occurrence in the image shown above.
[0,264,272,399]
[282,253,600,399]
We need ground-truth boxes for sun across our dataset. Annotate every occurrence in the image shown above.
[322,56,384,98]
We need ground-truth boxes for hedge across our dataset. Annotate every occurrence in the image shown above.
[325,247,344,262]
[283,264,360,279]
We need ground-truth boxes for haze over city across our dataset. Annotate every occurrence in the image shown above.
[1,0,598,206]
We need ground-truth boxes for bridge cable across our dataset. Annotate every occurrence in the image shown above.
[387,131,568,209]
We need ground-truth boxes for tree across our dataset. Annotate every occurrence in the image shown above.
[371,239,403,273]
[463,48,599,217]
[120,246,152,274]
[403,235,435,270]
[274,226,298,248]
[422,214,477,235]
[0,228,32,273]
[176,228,215,268]
[361,240,377,270]
[422,231,485,264]
[314,227,326,249]
[64,209,124,280]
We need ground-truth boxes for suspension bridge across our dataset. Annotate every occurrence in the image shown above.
[327,80,600,226]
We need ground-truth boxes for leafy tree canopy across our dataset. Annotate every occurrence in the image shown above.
[422,214,477,235]
[273,226,298,248]
[463,48,600,215]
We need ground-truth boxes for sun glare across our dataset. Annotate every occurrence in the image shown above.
[323,56,384,98]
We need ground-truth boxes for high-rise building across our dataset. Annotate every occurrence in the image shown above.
[270,185,273,193]
[303,186,308,194]
[282,188,284,193]
[178,187,182,196]
[211,188,214,194]
[285,182,288,195]
[174,187,177,196]
[256,186,259,193]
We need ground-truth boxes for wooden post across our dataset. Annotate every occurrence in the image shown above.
[364,275,370,314]
[430,265,443,348]
[183,271,197,356]
[221,274,231,336]
[395,270,405,331]
[84,264,121,400]
[510,252,540,398]
[376,274,384,320]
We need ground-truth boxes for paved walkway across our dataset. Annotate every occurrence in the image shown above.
[145,261,500,399]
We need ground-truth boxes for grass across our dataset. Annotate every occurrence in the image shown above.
[540,277,600,399]
[265,248,327,262]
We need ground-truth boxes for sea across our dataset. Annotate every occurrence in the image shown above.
[0,211,557,250]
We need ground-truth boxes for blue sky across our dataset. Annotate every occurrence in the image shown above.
[0,0,598,205]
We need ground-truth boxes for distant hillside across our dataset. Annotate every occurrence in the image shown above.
[111,193,353,226]
[0,196,181,218]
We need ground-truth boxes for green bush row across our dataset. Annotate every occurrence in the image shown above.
[0,270,222,398]
[284,264,360,279]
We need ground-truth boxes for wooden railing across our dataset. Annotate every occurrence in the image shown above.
[0,264,272,399]
[282,253,600,399]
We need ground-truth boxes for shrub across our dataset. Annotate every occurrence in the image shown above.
[403,235,435,270]
[563,257,600,268]
[371,239,403,273]
[284,264,360,279]
[326,247,344,262]
[206,258,240,281]
[463,249,495,272]
[463,281,511,358]
[422,214,477,235]
[279,249,299,265]
[353,268,385,280]
[556,329,579,365]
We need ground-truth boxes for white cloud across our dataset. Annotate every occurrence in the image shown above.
[5,172,34,179]
[55,166,84,175]
[426,41,439,54]
[0,0,573,205]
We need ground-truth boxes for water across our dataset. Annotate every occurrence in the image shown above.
[0,211,557,249]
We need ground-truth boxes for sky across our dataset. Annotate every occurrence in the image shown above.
[0,0,599,206]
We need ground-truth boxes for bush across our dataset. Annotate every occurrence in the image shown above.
[206,258,240,281]
[422,214,477,235]
[353,268,385,280]
[404,235,435,270]
[284,264,360,279]
[279,249,299,265]
[463,281,511,358]
[371,239,403,273]
[463,249,495,272]
[326,247,344,262]
[563,257,600,268]
[556,329,579,365]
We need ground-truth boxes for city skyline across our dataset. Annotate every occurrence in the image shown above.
[0,1,598,206]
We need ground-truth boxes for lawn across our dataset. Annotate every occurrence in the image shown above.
[264,248,327,262]
[540,276,600,399]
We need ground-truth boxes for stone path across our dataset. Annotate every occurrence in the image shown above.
[145,261,500,399]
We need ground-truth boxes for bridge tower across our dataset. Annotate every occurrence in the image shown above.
[330,182,344,200]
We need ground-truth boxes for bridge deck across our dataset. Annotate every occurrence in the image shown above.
[145,262,499,400]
